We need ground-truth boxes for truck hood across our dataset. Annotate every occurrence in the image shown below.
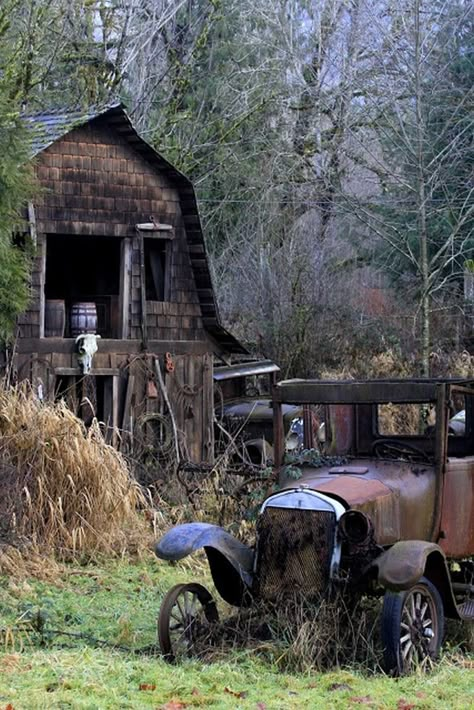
[280,459,436,544]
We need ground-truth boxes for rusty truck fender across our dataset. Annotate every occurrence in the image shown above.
[373,540,459,618]
[155,522,254,606]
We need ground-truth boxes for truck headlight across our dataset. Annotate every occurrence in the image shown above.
[339,510,373,545]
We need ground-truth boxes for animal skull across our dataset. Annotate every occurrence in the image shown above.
[75,334,101,374]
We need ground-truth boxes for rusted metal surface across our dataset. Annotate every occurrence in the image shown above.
[273,399,284,469]
[305,475,392,506]
[328,465,368,474]
[440,456,474,557]
[273,378,470,405]
[220,399,299,423]
[155,522,254,606]
[326,405,355,454]
[302,405,313,450]
[213,359,280,381]
[256,507,335,599]
[283,460,436,544]
[376,541,444,590]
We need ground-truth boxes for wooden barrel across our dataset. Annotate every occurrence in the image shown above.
[44,299,65,338]
[70,302,98,336]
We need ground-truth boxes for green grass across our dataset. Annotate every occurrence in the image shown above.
[1,556,473,709]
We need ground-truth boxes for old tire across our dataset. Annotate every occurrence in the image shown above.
[158,583,219,662]
[381,576,444,675]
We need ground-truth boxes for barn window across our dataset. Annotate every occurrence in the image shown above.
[144,237,170,301]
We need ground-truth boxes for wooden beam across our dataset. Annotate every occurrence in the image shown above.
[18,338,211,355]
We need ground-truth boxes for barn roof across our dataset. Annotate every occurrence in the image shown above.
[25,103,246,356]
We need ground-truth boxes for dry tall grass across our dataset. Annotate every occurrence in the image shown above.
[0,385,148,562]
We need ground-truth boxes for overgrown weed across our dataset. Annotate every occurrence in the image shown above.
[193,593,384,673]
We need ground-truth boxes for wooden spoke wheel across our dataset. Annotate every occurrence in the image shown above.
[382,577,444,675]
[158,583,219,662]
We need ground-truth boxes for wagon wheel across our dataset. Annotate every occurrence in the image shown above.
[372,438,430,463]
[381,576,444,675]
[158,583,219,662]
[133,413,174,466]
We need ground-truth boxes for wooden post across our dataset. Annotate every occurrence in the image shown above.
[138,231,148,349]
[38,236,46,338]
[273,395,284,484]
[119,238,131,339]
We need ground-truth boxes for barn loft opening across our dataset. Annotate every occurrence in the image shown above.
[45,234,121,338]
[144,237,169,301]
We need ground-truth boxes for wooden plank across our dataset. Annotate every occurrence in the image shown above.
[121,374,135,433]
[119,237,132,338]
[55,367,121,376]
[112,376,119,447]
[103,376,114,442]
[202,352,214,463]
[184,355,195,461]
[138,232,148,348]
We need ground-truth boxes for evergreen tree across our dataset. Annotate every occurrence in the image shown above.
[0,4,35,342]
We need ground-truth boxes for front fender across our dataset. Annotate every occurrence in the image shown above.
[374,540,459,618]
[155,522,254,606]
[375,540,444,590]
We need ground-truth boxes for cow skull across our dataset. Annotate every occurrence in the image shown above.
[75,334,101,374]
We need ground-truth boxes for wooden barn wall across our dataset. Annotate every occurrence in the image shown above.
[14,350,214,463]
[18,118,206,342]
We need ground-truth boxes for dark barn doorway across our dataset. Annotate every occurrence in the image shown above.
[45,235,122,337]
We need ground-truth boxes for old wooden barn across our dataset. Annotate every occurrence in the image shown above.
[13,103,246,463]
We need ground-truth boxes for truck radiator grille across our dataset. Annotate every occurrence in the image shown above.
[256,507,336,600]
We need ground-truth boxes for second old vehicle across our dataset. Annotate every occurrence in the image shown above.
[156,378,474,674]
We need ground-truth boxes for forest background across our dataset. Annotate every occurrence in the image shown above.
[0,0,472,379]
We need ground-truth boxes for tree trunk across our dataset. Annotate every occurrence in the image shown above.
[415,0,430,377]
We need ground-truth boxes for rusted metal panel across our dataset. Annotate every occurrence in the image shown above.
[273,379,465,405]
[327,405,355,454]
[283,457,437,543]
[302,405,313,450]
[303,476,401,544]
[273,399,284,471]
[308,475,391,506]
[440,457,474,558]
[376,541,446,590]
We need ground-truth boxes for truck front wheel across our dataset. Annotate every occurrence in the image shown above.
[381,576,444,675]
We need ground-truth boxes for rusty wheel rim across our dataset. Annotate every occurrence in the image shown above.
[399,585,438,671]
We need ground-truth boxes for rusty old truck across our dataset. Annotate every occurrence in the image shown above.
[155,378,474,674]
